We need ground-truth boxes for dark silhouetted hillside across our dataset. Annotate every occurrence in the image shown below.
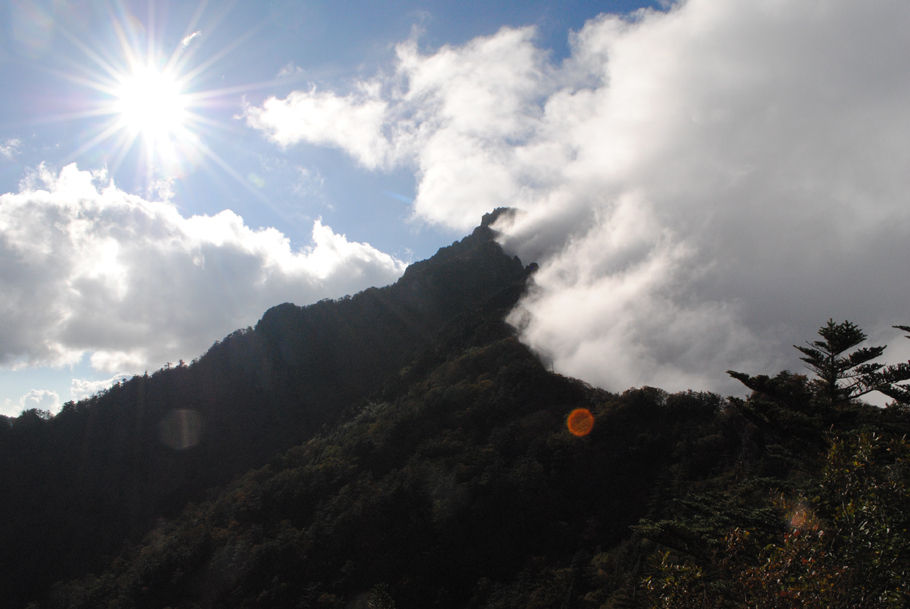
[3,209,909,609]
[0,209,530,608]
[30,307,910,609]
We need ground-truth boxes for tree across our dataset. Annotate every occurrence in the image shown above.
[730,320,910,408]
[641,432,910,608]
[796,319,887,405]
[740,432,910,608]
[877,325,910,405]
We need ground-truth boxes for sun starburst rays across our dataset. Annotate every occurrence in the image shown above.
[44,8,226,195]
[22,3,293,209]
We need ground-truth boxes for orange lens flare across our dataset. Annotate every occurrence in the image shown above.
[567,408,594,437]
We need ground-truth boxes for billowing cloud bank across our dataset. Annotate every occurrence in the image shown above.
[247,0,910,394]
[0,164,405,374]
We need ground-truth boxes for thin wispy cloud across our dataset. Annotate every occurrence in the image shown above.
[292,166,326,200]
[181,30,202,47]
[277,62,305,79]
[0,138,22,160]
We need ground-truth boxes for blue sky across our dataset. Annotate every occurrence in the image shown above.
[3,0,910,415]
[0,0,661,414]
[1,0,660,257]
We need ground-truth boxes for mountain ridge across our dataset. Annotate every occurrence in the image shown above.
[0,209,532,608]
[4,209,908,609]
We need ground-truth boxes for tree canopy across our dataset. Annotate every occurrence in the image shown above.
[730,319,910,408]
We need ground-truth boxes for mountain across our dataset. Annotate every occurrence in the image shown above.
[0,209,529,608]
[3,210,909,609]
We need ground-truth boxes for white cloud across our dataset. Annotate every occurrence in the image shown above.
[245,85,392,169]
[181,30,201,47]
[0,138,21,160]
[245,26,550,227]
[70,373,132,402]
[500,0,910,392]
[247,0,910,395]
[150,176,176,201]
[1,389,60,417]
[0,163,406,374]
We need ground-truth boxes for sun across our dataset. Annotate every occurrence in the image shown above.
[98,56,203,184]
[56,14,213,190]
[113,65,189,138]
[58,7,270,199]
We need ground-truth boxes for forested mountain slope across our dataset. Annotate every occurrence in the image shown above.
[3,209,908,609]
[32,300,910,608]
[0,209,530,608]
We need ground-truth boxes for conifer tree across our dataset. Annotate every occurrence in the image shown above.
[795,319,885,406]
[876,325,910,405]
[730,319,910,407]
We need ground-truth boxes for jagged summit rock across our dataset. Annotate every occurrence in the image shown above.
[480,206,516,228]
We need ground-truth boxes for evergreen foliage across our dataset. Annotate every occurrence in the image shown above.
[796,319,885,404]
[729,319,910,408]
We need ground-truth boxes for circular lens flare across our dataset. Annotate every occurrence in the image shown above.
[567,408,595,437]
